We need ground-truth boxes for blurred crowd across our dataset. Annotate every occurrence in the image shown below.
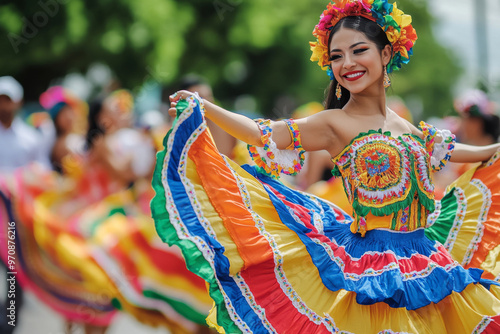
[0,75,215,334]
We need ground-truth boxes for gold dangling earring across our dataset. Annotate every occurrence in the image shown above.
[336,83,342,100]
[383,66,391,88]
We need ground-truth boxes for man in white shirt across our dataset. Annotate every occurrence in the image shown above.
[0,76,51,172]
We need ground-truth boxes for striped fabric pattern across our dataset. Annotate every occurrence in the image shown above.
[426,153,500,281]
[151,97,500,333]
[0,163,212,332]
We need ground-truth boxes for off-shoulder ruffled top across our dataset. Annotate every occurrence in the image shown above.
[332,122,455,236]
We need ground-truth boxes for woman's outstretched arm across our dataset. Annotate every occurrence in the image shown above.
[203,99,268,147]
[450,142,500,163]
[170,91,271,147]
[169,91,336,152]
[404,118,500,163]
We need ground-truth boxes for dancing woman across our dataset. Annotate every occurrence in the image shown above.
[153,0,500,332]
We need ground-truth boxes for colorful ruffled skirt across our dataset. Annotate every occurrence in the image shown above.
[151,98,500,333]
[426,153,500,282]
[0,166,117,326]
[0,164,212,332]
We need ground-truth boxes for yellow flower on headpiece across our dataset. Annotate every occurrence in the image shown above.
[390,3,411,28]
[310,37,330,68]
[385,26,398,42]
[310,42,323,62]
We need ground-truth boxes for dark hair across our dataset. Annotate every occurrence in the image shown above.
[50,101,69,136]
[480,115,500,143]
[325,16,391,110]
[85,98,105,150]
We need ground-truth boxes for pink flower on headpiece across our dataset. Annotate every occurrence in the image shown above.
[345,1,372,18]
[318,14,334,30]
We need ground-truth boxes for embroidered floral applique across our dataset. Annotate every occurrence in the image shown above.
[332,129,440,234]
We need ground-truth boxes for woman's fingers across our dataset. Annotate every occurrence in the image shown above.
[169,90,193,103]
[168,90,196,118]
[168,107,177,118]
[168,100,178,117]
[169,93,179,102]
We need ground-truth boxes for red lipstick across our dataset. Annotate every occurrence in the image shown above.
[343,71,366,81]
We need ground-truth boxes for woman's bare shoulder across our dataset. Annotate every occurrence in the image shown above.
[312,108,349,125]
[320,108,346,116]
[291,108,347,154]
[387,109,422,138]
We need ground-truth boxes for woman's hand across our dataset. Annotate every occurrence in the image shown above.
[168,90,196,118]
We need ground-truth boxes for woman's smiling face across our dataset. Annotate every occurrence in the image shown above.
[329,27,391,95]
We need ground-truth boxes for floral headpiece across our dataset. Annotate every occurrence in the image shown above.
[310,0,417,80]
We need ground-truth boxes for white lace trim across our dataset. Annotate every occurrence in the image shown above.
[430,128,455,171]
[253,133,302,171]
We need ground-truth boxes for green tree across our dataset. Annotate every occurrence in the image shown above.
[388,0,462,119]
[0,0,194,100]
[0,0,461,120]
